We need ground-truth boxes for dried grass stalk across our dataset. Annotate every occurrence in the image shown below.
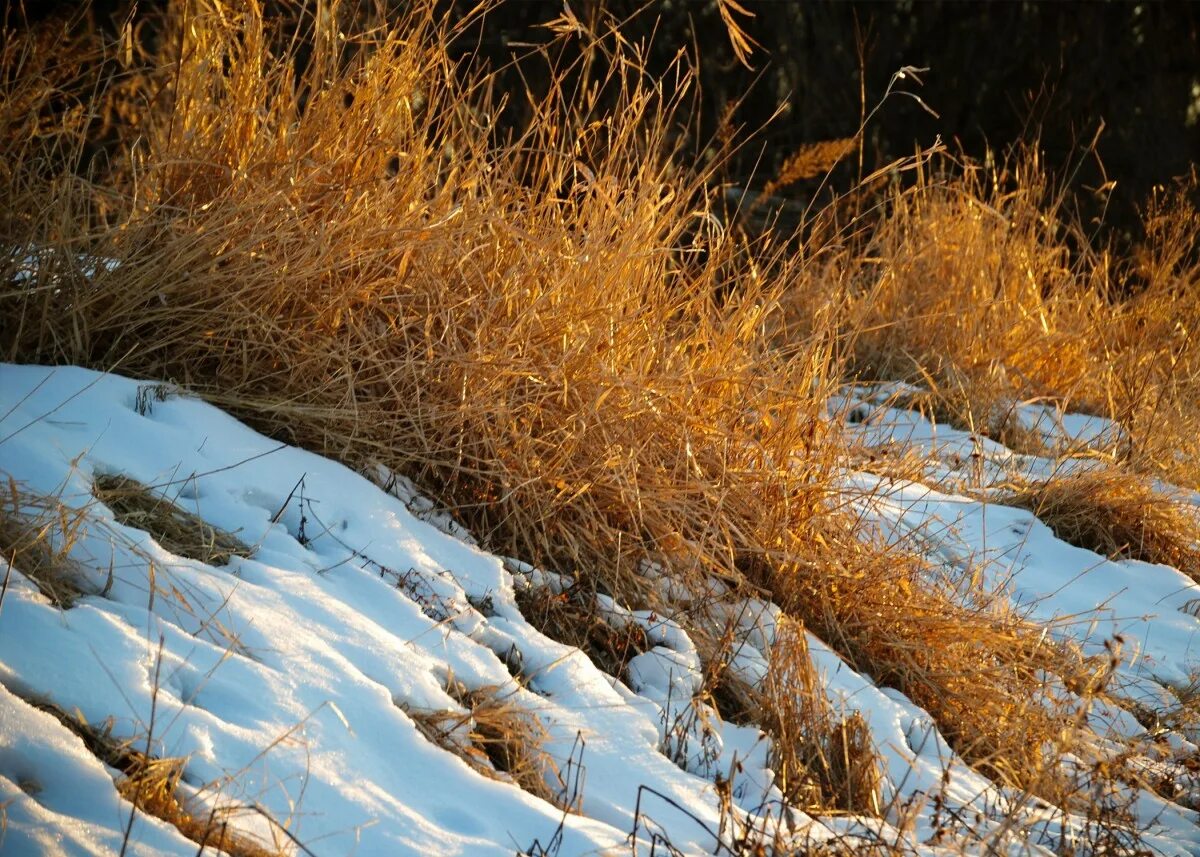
[1001,468,1200,582]
[93,475,249,567]
[32,700,280,857]
[759,137,858,199]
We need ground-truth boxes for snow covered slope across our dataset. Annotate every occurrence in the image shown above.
[1,365,1198,855]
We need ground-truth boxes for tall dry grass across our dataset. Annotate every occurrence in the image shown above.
[798,152,1200,485]
[0,0,1193,838]
[1,0,843,611]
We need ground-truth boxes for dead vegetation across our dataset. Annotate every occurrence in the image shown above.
[28,697,281,857]
[0,478,90,607]
[1,0,1198,847]
[513,580,649,682]
[757,527,1096,806]
[403,683,572,811]
[0,475,254,658]
[796,155,1200,487]
[882,386,1055,459]
[1001,467,1200,582]
[93,474,249,567]
[755,621,882,816]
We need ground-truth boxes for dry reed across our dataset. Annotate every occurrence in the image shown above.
[93,474,249,567]
[0,1,1193,841]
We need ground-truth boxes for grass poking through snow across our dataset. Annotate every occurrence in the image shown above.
[93,474,250,567]
[403,683,572,812]
[1,478,91,607]
[28,698,283,857]
[1001,468,1200,582]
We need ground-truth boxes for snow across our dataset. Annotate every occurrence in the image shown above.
[0,685,197,857]
[1,364,1198,855]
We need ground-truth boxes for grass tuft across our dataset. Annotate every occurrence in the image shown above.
[404,684,572,811]
[513,580,649,683]
[758,620,882,815]
[30,698,281,857]
[0,478,90,607]
[93,474,249,567]
[1001,468,1200,582]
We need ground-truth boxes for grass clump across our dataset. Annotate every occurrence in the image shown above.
[806,155,1200,488]
[0,478,90,607]
[30,698,281,857]
[757,620,882,816]
[513,580,649,683]
[93,474,249,567]
[758,528,1091,804]
[404,684,572,811]
[1001,467,1200,581]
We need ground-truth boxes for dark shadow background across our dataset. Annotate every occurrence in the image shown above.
[21,0,1200,239]
[444,0,1200,241]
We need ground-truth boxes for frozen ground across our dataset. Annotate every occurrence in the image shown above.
[1,365,1198,855]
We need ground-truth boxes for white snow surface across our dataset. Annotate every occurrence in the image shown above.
[0,365,1198,855]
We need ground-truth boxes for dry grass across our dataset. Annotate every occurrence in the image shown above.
[757,137,859,202]
[756,620,882,815]
[883,387,1055,458]
[758,526,1094,803]
[0,478,90,607]
[513,580,649,682]
[30,699,281,857]
[1001,467,1200,581]
[698,615,883,816]
[93,474,249,567]
[0,0,1195,842]
[404,684,571,811]
[0,476,254,655]
[799,154,1200,487]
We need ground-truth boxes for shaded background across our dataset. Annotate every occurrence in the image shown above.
[21,0,1200,239]
[443,0,1200,240]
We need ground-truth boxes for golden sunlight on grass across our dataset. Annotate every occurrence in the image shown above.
[3,2,1200,849]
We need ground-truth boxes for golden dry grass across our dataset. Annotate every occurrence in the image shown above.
[1,0,1196,842]
[758,526,1092,801]
[797,154,1200,486]
[0,478,89,607]
[757,137,859,201]
[1001,467,1200,582]
[92,474,249,567]
[31,699,281,857]
[756,620,882,815]
[403,684,571,810]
